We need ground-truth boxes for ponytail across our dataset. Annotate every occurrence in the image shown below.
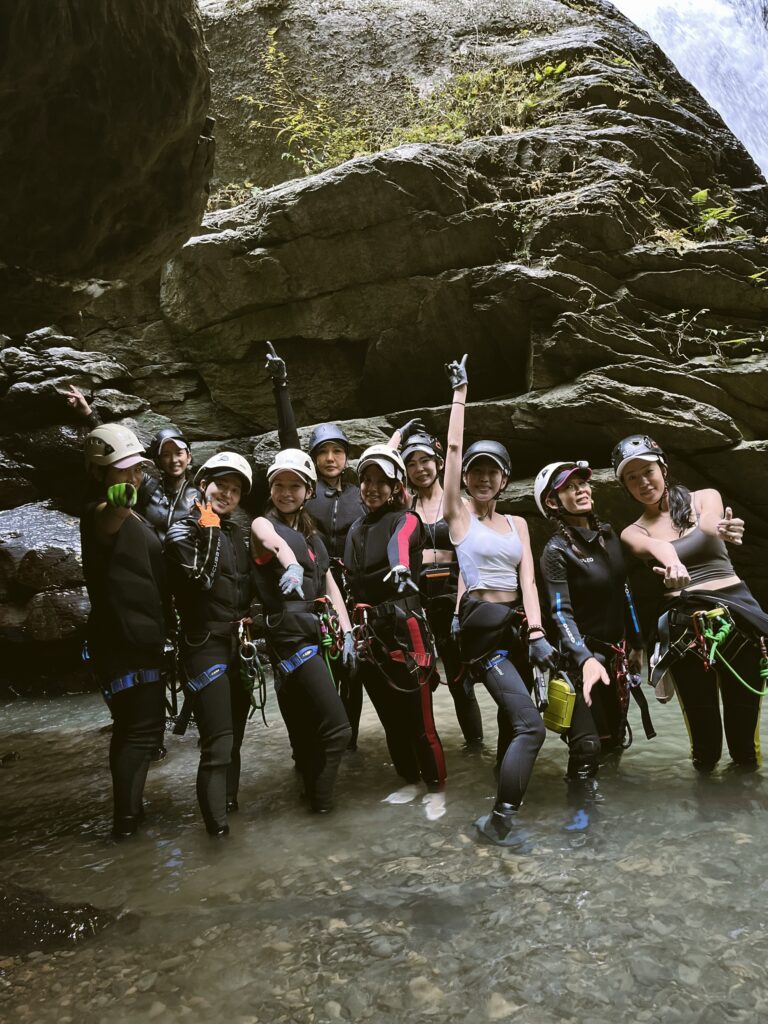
[666,477,694,534]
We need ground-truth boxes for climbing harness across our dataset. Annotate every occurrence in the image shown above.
[585,636,655,747]
[238,620,269,726]
[352,597,436,693]
[653,604,768,696]
[314,596,343,684]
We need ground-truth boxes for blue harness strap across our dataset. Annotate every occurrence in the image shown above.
[278,645,318,676]
[482,649,509,671]
[109,667,163,696]
[185,663,228,695]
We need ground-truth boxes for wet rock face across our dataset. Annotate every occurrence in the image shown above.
[0,0,214,333]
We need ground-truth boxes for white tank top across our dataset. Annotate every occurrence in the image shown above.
[454,514,523,593]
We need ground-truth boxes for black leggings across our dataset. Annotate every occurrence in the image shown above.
[478,656,545,808]
[359,655,446,791]
[182,637,251,830]
[566,663,627,777]
[670,635,762,769]
[275,655,352,810]
[426,596,484,744]
[109,679,166,822]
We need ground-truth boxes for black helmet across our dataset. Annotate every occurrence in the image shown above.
[402,432,443,465]
[462,440,511,477]
[308,423,350,456]
[148,426,190,461]
[611,435,666,480]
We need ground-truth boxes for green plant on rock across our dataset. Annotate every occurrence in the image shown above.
[239,29,571,175]
[690,188,745,236]
[207,180,261,211]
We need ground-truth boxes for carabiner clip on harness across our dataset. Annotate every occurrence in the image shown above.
[352,600,435,694]
[314,596,343,687]
[238,620,269,727]
[695,607,768,697]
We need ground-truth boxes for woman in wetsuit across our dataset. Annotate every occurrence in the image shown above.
[65,389,200,542]
[344,443,447,820]
[165,452,255,835]
[394,427,483,747]
[265,344,365,747]
[613,434,762,773]
[534,461,648,800]
[251,448,354,813]
[442,356,556,847]
[80,424,169,838]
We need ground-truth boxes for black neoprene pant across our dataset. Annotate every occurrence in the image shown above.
[109,680,166,822]
[670,636,762,769]
[427,598,484,744]
[565,664,626,776]
[359,656,447,791]
[479,656,546,808]
[275,655,352,810]
[182,637,251,830]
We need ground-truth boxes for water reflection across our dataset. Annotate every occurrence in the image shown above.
[1,687,767,1022]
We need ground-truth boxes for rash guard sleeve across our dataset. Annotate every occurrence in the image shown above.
[540,539,593,668]
[385,511,421,571]
[272,379,301,451]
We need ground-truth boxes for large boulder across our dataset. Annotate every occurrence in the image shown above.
[0,0,214,333]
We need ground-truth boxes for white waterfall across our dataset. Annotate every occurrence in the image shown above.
[612,0,768,175]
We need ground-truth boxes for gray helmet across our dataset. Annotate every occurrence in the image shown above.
[308,423,350,456]
[462,440,511,477]
[611,435,666,480]
[402,431,443,465]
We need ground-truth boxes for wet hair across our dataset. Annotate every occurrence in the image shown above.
[265,500,317,540]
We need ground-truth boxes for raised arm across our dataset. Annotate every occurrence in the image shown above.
[165,501,222,590]
[92,485,137,543]
[265,342,301,450]
[442,354,471,539]
[693,488,744,545]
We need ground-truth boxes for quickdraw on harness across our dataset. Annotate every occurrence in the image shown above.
[352,597,436,694]
[238,620,269,726]
[692,607,768,697]
[314,596,344,686]
[585,636,655,748]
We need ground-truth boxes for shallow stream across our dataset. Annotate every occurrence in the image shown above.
[2,684,767,1023]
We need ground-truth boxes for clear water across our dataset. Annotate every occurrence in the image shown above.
[613,0,768,175]
[2,685,767,1022]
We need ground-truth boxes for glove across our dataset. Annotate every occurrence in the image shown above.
[528,635,558,671]
[342,631,358,675]
[384,564,418,595]
[195,499,221,529]
[398,418,426,444]
[444,353,468,390]
[279,563,304,598]
[106,483,137,509]
[450,614,460,643]
[265,340,287,381]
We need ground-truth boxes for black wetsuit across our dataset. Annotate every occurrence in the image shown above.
[272,376,365,743]
[165,508,254,831]
[345,507,446,790]
[137,473,201,543]
[540,524,643,776]
[415,509,483,743]
[80,505,169,831]
[254,518,351,810]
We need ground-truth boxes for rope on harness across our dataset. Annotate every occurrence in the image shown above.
[352,601,434,694]
[315,596,343,686]
[698,608,768,697]
[238,620,269,726]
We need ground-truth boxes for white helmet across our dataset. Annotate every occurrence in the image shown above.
[534,461,592,516]
[267,448,317,489]
[195,452,253,493]
[357,444,407,483]
[84,424,145,470]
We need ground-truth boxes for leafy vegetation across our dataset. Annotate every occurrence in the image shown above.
[236,29,570,176]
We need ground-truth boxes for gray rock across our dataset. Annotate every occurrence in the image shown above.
[0,0,214,333]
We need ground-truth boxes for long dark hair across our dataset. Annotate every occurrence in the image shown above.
[552,510,607,560]
[666,476,695,533]
[265,501,317,540]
